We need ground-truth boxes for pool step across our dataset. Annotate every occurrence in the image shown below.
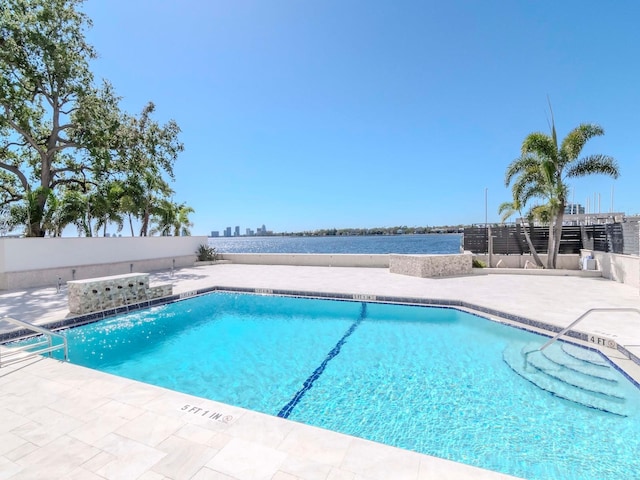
[503,341,631,417]
[561,342,610,367]
[542,343,617,382]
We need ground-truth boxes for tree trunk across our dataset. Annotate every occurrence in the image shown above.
[546,221,555,269]
[520,218,544,267]
[552,205,566,269]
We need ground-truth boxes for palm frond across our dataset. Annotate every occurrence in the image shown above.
[505,154,541,186]
[497,201,517,223]
[560,124,605,162]
[521,132,556,160]
[565,154,619,179]
[546,97,558,151]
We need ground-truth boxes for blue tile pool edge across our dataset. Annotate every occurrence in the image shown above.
[2,285,639,388]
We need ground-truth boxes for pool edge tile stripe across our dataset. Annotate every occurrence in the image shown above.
[277,302,367,419]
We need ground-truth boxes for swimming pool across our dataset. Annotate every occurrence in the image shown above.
[40,292,640,479]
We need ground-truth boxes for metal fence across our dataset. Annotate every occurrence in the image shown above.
[464,221,640,256]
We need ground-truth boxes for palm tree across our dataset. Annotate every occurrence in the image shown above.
[92,181,125,237]
[150,200,194,236]
[173,203,194,236]
[505,111,619,268]
[138,172,173,236]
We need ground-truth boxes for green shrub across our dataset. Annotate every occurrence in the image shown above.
[196,244,218,261]
[472,258,486,268]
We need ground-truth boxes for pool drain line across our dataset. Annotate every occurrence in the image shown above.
[277,302,367,419]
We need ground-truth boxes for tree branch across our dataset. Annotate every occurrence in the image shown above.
[0,195,23,208]
[50,141,81,152]
[51,165,90,176]
[0,105,45,157]
[51,177,98,190]
[0,161,30,190]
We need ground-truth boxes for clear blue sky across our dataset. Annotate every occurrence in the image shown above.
[82,0,640,235]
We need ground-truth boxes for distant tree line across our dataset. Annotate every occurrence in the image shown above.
[0,0,193,237]
[282,226,465,237]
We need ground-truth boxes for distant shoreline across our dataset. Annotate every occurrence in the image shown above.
[209,231,464,239]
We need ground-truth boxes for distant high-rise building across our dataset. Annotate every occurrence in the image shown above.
[210,231,219,237]
[565,203,585,215]
[246,228,254,236]
[224,227,232,237]
[234,226,240,237]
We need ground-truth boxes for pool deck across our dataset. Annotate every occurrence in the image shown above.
[1,264,640,479]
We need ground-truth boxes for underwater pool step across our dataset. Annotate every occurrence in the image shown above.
[561,342,610,367]
[503,342,630,417]
[541,343,616,382]
[526,349,623,399]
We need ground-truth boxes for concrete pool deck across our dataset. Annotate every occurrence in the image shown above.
[1,264,640,479]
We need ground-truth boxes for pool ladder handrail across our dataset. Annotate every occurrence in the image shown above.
[539,307,640,351]
[0,316,68,367]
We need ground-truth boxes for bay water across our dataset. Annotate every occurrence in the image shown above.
[207,233,462,254]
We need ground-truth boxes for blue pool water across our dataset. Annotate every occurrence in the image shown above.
[40,293,640,479]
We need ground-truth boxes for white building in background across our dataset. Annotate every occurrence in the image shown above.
[565,203,585,215]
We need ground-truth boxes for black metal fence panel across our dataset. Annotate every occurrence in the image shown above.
[621,222,639,255]
[464,222,639,256]
[463,225,606,254]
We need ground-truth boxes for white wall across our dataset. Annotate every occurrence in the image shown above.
[0,236,207,290]
[474,254,580,270]
[588,250,640,289]
[219,253,389,268]
[0,236,206,271]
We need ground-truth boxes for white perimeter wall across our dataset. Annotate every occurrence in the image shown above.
[588,250,640,289]
[0,236,206,290]
[474,254,580,270]
[219,253,389,268]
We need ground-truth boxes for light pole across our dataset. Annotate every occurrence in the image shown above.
[485,188,488,254]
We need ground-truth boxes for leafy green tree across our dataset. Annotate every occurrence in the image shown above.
[0,0,124,236]
[0,1,189,237]
[116,102,184,236]
[505,111,618,268]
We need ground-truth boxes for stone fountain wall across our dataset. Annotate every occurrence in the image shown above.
[389,253,472,278]
[67,273,172,315]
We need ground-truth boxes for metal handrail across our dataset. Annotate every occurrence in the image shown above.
[539,307,640,351]
[0,316,68,367]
